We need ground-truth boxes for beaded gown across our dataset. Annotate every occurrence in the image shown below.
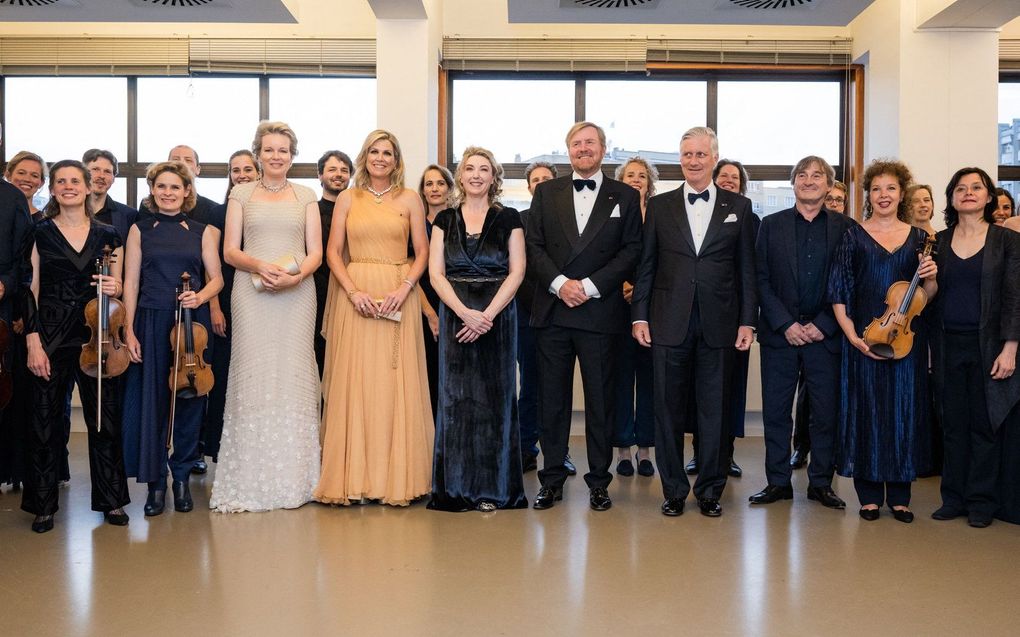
[315,190,433,505]
[209,182,321,512]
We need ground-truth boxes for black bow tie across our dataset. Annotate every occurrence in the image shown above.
[573,179,596,192]
[688,190,710,204]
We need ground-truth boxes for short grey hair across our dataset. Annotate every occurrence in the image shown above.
[680,126,719,156]
[525,161,558,182]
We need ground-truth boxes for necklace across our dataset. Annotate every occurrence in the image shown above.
[55,217,89,229]
[259,179,289,193]
[366,184,395,204]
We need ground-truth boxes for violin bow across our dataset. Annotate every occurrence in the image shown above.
[95,253,105,434]
[167,285,183,451]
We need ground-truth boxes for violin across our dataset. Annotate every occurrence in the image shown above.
[80,245,130,431]
[0,319,11,410]
[169,272,213,400]
[863,235,938,360]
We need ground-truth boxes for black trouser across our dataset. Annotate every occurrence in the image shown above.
[536,325,617,491]
[653,301,732,501]
[940,331,1000,518]
[516,304,540,457]
[792,371,812,453]
[854,479,911,507]
[22,347,130,516]
[760,342,839,489]
[201,323,230,460]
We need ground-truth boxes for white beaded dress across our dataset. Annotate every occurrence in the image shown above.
[209,181,322,512]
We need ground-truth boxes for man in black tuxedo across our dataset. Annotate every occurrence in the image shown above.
[83,149,138,242]
[631,127,757,517]
[526,122,642,511]
[750,156,854,509]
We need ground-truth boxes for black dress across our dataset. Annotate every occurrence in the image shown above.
[21,219,130,516]
[427,206,527,512]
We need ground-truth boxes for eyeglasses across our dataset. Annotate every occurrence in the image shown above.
[825,196,846,205]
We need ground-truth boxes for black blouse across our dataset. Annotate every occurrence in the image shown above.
[433,205,522,279]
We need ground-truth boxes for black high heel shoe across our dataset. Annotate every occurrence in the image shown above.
[104,508,130,526]
[144,489,166,516]
[31,515,54,533]
[172,481,193,513]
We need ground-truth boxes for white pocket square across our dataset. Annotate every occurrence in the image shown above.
[610,204,621,218]
[724,213,738,223]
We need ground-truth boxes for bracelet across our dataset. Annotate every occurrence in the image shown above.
[403,278,414,289]
[346,289,360,298]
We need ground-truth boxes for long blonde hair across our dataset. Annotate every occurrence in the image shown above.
[354,129,405,192]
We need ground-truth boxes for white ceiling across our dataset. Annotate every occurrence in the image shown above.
[508,0,879,27]
[0,0,297,23]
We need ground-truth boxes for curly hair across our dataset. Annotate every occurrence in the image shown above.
[142,161,197,214]
[616,156,660,201]
[862,159,913,221]
[453,146,503,209]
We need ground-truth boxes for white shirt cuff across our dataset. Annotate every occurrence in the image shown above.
[632,320,648,325]
[550,275,568,296]
[581,278,600,298]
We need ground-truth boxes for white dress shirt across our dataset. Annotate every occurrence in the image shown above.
[685,181,717,255]
[550,170,603,299]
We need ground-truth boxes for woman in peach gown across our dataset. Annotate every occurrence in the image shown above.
[314,130,433,505]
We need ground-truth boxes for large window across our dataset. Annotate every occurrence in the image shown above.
[2,75,376,209]
[447,71,848,217]
[999,77,1020,197]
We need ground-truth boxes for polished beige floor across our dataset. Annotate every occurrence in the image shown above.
[1,430,1019,637]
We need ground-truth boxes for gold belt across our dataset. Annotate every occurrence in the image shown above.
[350,257,408,266]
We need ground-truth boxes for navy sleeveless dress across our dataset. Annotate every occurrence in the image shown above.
[427,206,528,512]
[122,213,210,485]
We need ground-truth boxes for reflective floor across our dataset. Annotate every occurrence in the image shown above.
[1,430,1018,637]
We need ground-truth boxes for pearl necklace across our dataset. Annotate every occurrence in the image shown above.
[366,184,395,204]
[259,179,289,193]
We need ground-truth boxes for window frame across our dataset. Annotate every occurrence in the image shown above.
[999,72,1020,186]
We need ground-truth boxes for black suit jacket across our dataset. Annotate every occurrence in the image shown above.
[515,207,539,314]
[756,207,856,353]
[631,185,757,348]
[96,197,139,244]
[525,174,642,334]
[930,224,1020,430]
[0,181,31,324]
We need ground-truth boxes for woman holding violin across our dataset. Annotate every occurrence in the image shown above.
[929,168,1020,528]
[828,159,937,523]
[22,159,130,533]
[121,161,222,516]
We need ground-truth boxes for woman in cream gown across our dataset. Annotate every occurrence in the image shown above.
[210,121,323,512]
[315,129,434,506]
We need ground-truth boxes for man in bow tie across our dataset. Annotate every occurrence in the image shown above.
[631,126,758,518]
[525,122,643,511]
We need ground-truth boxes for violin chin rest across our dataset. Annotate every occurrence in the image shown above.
[175,387,199,400]
[867,343,896,359]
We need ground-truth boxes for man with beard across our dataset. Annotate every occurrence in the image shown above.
[314,150,353,376]
[83,149,138,242]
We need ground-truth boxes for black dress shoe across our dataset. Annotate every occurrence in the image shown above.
[589,487,612,511]
[685,456,699,475]
[661,498,684,516]
[858,507,880,521]
[172,481,193,513]
[931,505,965,521]
[891,508,914,524]
[31,515,54,533]
[191,459,208,475]
[748,484,793,504]
[728,458,742,478]
[968,513,992,528]
[616,458,634,477]
[104,509,130,526]
[789,447,809,469]
[637,456,655,477]
[807,485,846,509]
[563,455,577,476]
[521,454,538,473]
[144,490,166,517]
[697,498,722,517]
[533,487,563,510]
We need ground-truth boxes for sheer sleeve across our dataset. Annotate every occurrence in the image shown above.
[827,225,857,311]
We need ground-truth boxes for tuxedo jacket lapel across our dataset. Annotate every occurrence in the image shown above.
[699,195,731,254]
[553,181,580,251]
[670,188,697,255]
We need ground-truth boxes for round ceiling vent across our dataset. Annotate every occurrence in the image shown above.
[728,0,815,8]
[0,0,62,6]
[137,0,215,6]
[570,0,656,7]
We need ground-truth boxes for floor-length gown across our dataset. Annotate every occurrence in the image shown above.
[427,206,527,512]
[315,189,433,506]
[827,224,931,482]
[209,182,321,512]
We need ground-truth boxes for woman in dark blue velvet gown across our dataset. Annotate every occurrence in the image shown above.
[121,161,223,517]
[829,160,937,522]
[426,147,527,512]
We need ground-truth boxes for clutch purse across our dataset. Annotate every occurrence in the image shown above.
[372,299,402,322]
[252,255,300,292]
